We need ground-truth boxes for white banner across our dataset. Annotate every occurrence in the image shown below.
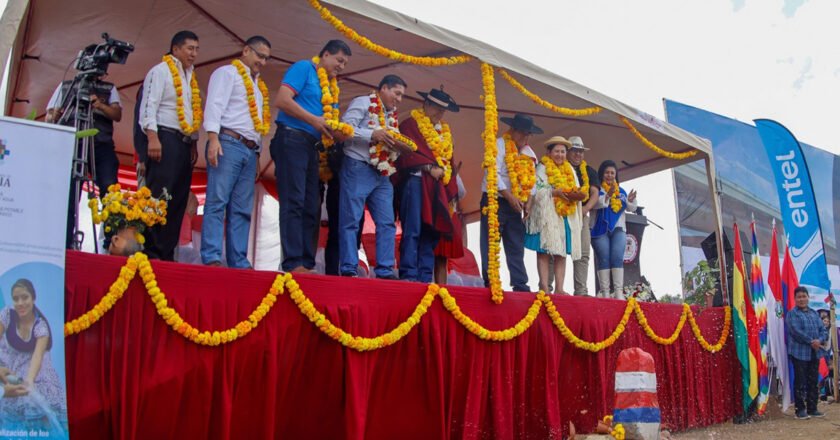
[0,116,73,439]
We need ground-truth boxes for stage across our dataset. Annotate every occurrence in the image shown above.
[64,251,740,439]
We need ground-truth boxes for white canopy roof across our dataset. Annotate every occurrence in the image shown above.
[2,0,714,217]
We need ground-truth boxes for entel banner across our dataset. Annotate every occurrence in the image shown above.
[755,119,831,293]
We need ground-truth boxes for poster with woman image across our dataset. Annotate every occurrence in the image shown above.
[0,117,74,439]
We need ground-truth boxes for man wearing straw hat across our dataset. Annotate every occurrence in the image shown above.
[480,113,543,292]
[566,135,601,296]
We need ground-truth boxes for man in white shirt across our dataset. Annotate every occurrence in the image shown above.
[137,30,200,261]
[45,73,122,249]
[200,36,271,269]
[480,114,543,292]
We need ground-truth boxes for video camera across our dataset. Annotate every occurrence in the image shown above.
[74,33,134,76]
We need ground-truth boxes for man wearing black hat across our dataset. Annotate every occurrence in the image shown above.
[394,88,460,283]
[480,114,542,292]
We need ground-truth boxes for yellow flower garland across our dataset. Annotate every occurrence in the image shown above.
[162,55,202,135]
[619,116,698,160]
[602,182,623,213]
[503,132,536,202]
[578,161,591,203]
[307,0,473,66]
[542,294,634,352]
[313,56,353,182]
[480,63,503,304]
[411,108,453,185]
[541,156,578,217]
[65,252,733,353]
[231,59,271,135]
[498,68,602,117]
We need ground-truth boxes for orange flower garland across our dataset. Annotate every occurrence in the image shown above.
[411,108,453,185]
[503,132,536,202]
[634,301,688,345]
[64,254,138,336]
[541,156,578,217]
[602,182,623,213]
[313,56,353,182]
[688,306,732,352]
[480,63,503,304]
[439,287,542,341]
[306,0,473,66]
[542,294,634,352]
[162,55,202,135]
[619,116,698,160]
[231,59,271,135]
[497,68,602,117]
[577,161,591,203]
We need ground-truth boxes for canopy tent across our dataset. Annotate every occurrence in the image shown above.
[0,0,729,296]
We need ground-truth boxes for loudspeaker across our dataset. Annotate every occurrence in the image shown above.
[700,231,734,307]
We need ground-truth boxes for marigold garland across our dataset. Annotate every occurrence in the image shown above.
[307,0,473,66]
[65,253,732,353]
[541,156,578,217]
[503,132,536,202]
[411,108,453,185]
[611,424,626,440]
[578,161,591,203]
[602,182,623,213]
[480,63,503,304]
[231,59,271,135]
[162,55,202,135]
[313,55,353,182]
[619,116,698,160]
[498,68,602,117]
[367,92,416,176]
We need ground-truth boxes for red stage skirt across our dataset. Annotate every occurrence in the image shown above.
[64,251,740,439]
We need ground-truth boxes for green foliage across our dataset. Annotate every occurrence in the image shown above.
[683,260,720,306]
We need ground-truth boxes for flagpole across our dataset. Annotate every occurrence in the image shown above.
[831,298,838,402]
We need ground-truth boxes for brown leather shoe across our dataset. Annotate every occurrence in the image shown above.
[205,261,223,267]
[290,266,311,273]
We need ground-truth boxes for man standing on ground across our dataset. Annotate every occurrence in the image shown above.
[138,30,201,261]
[786,286,828,419]
[271,39,352,274]
[201,36,272,269]
[566,136,600,296]
[338,74,411,278]
[480,114,542,292]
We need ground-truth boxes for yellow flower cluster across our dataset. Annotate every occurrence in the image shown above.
[619,116,698,160]
[440,287,542,341]
[64,254,138,336]
[89,184,168,245]
[634,301,688,345]
[541,156,578,217]
[503,132,536,202]
[231,59,271,135]
[577,161,591,203]
[307,0,473,66]
[162,55,202,135]
[289,275,437,351]
[542,294,634,352]
[388,130,417,151]
[313,56,354,149]
[602,182,623,213]
[480,63,503,304]
[611,423,626,440]
[411,108,453,185]
[688,306,732,352]
[498,68,602,117]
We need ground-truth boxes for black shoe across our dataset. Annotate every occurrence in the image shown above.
[807,410,825,418]
[340,271,358,277]
[376,274,399,280]
[796,410,810,419]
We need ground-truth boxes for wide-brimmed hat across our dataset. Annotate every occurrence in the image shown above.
[417,87,459,112]
[568,136,588,151]
[500,113,543,134]
[543,136,572,150]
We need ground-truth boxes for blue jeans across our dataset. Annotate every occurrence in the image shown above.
[339,157,396,277]
[270,127,320,271]
[479,193,530,291]
[591,227,626,270]
[201,134,257,268]
[399,175,439,282]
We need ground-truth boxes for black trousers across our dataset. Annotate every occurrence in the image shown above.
[791,354,820,412]
[143,130,193,261]
[65,139,120,249]
[479,193,529,291]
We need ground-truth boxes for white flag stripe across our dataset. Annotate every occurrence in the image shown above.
[615,372,657,392]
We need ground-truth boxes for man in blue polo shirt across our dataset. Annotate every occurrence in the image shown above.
[270,39,352,273]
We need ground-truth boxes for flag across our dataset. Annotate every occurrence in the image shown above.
[750,221,769,414]
[766,224,791,410]
[733,223,759,411]
[780,241,800,411]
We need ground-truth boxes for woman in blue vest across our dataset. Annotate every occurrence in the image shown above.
[591,160,637,298]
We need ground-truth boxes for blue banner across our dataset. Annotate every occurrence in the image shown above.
[754,119,831,292]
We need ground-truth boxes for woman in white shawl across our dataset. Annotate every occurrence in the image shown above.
[524,137,588,294]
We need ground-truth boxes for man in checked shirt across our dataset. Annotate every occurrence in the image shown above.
[786,286,828,419]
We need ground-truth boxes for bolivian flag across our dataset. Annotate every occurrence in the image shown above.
[733,223,759,411]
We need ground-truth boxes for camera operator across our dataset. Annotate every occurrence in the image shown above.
[137,30,200,261]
